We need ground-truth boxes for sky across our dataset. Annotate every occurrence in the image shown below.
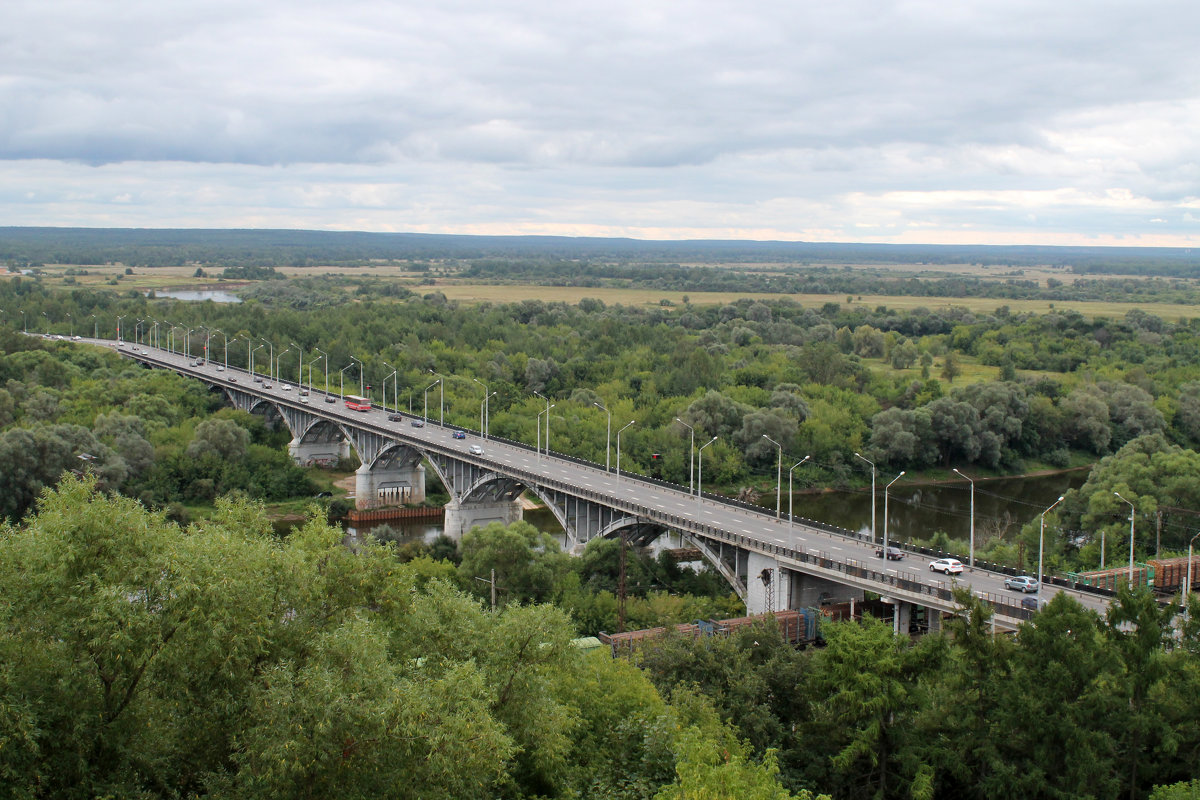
[3,0,1199,247]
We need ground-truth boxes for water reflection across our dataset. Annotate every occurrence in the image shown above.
[149,289,243,303]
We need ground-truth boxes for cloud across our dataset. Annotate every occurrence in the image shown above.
[2,0,1200,244]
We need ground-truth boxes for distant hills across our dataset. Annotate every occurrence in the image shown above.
[1,226,1199,276]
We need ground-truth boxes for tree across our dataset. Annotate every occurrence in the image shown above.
[185,417,250,461]
[457,520,575,607]
[940,352,961,383]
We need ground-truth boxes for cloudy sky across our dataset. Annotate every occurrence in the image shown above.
[3,0,1199,246]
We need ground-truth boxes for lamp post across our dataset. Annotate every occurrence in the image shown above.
[41,312,49,335]
[1186,531,1200,612]
[289,342,303,387]
[224,336,236,371]
[277,348,291,384]
[676,417,695,495]
[1114,491,1137,588]
[472,378,489,438]
[352,356,364,397]
[423,379,440,423]
[260,339,274,381]
[616,420,636,481]
[1039,495,1065,599]
[312,348,327,394]
[340,364,355,399]
[533,391,551,455]
[22,310,29,333]
[953,468,976,567]
[382,361,397,412]
[252,344,265,379]
[537,404,558,461]
[697,436,718,506]
[883,471,906,558]
[90,314,97,339]
[762,434,782,518]
[427,370,444,425]
[480,392,496,437]
[66,313,73,337]
[854,452,877,543]
[595,402,612,472]
[788,456,811,531]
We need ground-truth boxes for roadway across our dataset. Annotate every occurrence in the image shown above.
[92,335,1115,623]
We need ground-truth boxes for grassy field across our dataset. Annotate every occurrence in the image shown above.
[15,262,1200,322]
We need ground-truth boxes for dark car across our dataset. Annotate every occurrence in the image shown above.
[452,430,466,439]
[324,396,336,404]
[388,413,403,422]
[411,419,425,427]
[875,546,904,560]
[1021,595,1045,611]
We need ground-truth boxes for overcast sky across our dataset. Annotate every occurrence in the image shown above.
[3,0,1199,246]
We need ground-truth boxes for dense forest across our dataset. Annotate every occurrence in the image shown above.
[3,226,1200,276]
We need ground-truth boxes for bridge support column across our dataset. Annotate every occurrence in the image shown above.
[354,463,426,510]
[887,599,912,635]
[289,438,342,467]
[785,569,865,610]
[443,497,522,539]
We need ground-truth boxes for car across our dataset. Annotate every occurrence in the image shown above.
[388,413,403,422]
[299,395,308,403]
[253,376,263,383]
[1004,575,1039,592]
[929,558,964,575]
[216,365,224,371]
[411,419,425,428]
[72,335,82,341]
[875,546,905,560]
[299,388,309,396]
[228,376,237,382]
[469,444,484,455]
[324,396,336,404]
[281,384,291,391]
[1021,595,1045,611]
[452,430,466,439]
[263,383,272,389]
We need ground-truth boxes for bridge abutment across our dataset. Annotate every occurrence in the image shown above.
[354,462,426,510]
[443,497,523,538]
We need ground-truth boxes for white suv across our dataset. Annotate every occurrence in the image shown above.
[929,558,964,575]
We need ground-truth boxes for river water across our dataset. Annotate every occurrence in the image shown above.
[347,471,1090,549]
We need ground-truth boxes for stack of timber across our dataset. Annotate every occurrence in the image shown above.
[597,608,820,658]
[1068,564,1152,591]
[1145,555,1200,593]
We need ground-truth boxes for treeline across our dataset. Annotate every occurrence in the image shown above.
[4,226,1200,276]
[2,479,1198,799]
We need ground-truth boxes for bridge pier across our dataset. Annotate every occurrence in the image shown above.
[443,497,523,539]
[354,462,426,510]
[289,437,342,467]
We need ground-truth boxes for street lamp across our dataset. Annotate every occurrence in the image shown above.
[277,347,291,384]
[472,378,489,437]
[676,417,695,495]
[382,361,398,412]
[788,456,811,531]
[480,391,496,437]
[90,314,97,339]
[312,348,327,394]
[533,391,551,455]
[423,379,441,423]
[953,468,976,567]
[1114,491,1137,588]
[252,344,265,378]
[429,370,444,425]
[854,452,877,543]
[762,434,782,518]
[339,363,356,398]
[224,336,237,371]
[883,471,906,558]
[537,404,558,461]
[352,356,364,397]
[616,420,636,480]
[289,342,303,387]
[259,339,274,381]
[595,402,612,472]
[697,436,718,504]
[66,313,73,337]
[41,312,49,335]
[1039,496,1065,599]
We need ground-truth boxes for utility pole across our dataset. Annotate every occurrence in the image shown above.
[474,570,497,612]
[617,530,627,633]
